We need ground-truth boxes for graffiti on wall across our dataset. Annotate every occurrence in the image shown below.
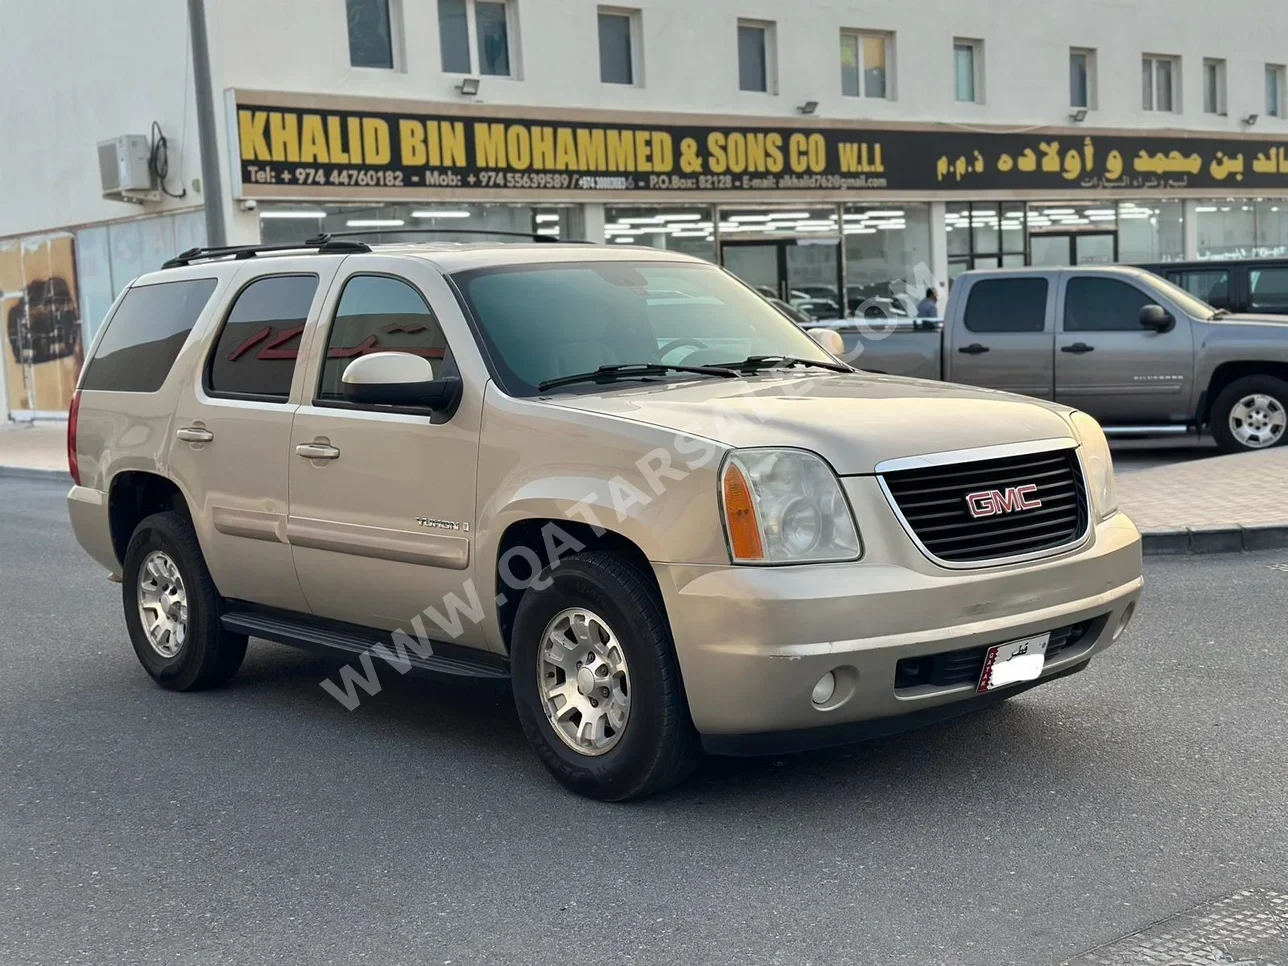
[0,233,83,414]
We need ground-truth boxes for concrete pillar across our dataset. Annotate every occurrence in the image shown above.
[578,203,607,244]
[1183,198,1201,259]
[929,201,949,290]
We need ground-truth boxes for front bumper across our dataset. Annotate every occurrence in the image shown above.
[654,485,1142,751]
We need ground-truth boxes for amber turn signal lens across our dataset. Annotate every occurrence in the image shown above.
[722,461,765,561]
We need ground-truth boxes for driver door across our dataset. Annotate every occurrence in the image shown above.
[1054,272,1195,424]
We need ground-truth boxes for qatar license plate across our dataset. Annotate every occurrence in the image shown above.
[977,632,1049,693]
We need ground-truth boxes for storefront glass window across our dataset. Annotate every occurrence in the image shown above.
[258,203,573,246]
[1254,200,1288,257]
[1195,200,1256,258]
[603,206,716,262]
[1115,199,1183,262]
[947,202,1026,278]
[843,203,932,316]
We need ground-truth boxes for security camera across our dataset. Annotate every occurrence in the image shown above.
[239,199,258,212]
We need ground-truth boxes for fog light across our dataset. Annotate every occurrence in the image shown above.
[1112,601,1136,640]
[811,671,836,705]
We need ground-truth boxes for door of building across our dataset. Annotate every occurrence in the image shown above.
[1029,232,1118,267]
[720,239,843,320]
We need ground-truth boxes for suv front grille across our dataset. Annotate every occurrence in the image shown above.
[880,447,1088,565]
[894,621,1092,691]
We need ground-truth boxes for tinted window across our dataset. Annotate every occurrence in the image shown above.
[1249,268,1288,312]
[438,0,470,72]
[1168,269,1231,309]
[346,0,393,69]
[738,25,767,92]
[598,12,633,85]
[208,275,318,400]
[317,276,448,403]
[80,278,217,392]
[962,278,1048,333]
[1064,277,1153,332]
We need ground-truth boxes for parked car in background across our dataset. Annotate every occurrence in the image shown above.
[1138,258,1288,316]
[818,265,1288,453]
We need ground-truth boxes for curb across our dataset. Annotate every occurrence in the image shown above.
[0,464,72,483]
[1142,524,1288,556]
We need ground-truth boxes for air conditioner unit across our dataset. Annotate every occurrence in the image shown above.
[98,135,158,203]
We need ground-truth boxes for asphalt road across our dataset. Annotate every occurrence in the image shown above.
[2,476,1285,966]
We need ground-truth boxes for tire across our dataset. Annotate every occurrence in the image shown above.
[510,551,702,801]
[122,511,247,691]
[1210,374,1288,454]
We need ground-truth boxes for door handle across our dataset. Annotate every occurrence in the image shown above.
[295,442,340,461]
[176,426,214,443]
[958,343,990,355]
[1061,342,1095,354]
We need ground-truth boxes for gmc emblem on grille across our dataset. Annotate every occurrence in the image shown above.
[965,484,1043,519]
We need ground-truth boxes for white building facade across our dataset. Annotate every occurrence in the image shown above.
[4,0,1288,419]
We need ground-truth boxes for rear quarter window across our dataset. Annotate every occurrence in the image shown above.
[80,278,218,392]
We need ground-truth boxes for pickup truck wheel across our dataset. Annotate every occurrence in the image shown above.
[122,511,248,692]
[1211,375,1288,453]
[510,551,701,801]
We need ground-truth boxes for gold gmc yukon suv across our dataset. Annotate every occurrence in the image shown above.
[67,238,1142,800]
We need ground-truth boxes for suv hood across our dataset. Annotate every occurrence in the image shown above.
[542,371,1076,475]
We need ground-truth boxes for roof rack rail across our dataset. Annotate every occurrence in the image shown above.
[161,239,372,269]
[304,228,593,245]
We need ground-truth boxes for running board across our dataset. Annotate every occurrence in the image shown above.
[1102,425,1193,436]
[221,609,510,681]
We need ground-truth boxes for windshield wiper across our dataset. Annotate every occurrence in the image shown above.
[1211,308,1231,319]
[537,362,740,392]
[712,355,854,374]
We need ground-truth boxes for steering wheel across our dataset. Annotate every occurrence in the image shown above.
[658,338,711,359]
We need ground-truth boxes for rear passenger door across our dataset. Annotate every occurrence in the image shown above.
[286,258,482,639]
[945,274,1056,399]
[169,259,342,612]
[1054,273,1195,424]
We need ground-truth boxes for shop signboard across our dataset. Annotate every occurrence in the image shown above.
[231,89,1288,200]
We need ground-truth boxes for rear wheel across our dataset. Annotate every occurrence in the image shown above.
[1210,375,1288,453]
[510,552,701,801]
[122,512,247,691]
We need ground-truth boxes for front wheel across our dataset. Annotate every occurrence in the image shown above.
[510,552,701,801]
[1210,375,1288,453]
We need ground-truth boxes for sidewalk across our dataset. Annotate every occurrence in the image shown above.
[2,419,1286,553]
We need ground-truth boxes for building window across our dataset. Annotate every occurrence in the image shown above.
[438,0,516,77]
[1143,54,1178,112]
[598,7,640,86]
[947,202,1027,280]
[737,20,775,93]
[1267,64,1286,118]
[840,30,892,99]
[954,39,983,103]
[1070,48,1095,109]
[347,0,396,69]
[1203,58,1227,115]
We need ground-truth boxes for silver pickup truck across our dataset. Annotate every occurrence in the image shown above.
[821,265,1288,453]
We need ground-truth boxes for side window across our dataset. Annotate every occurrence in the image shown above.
[1249,268,1288,312]
[1168,269,1231,309]
[207,275,318,400]
[316,275,448,403]
[963,278,1049,333]
[1063,277,1154,332]
[80,278,218,392]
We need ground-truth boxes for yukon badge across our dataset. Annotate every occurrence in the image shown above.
[965,484,1042,519]
[416,518,470,533]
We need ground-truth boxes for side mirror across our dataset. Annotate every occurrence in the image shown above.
[341,352,461,411]
[1139,304,1175,333]
[806,327,845,355]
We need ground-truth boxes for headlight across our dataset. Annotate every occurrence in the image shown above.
[719,449,861,564]
[1069,411,1118,521]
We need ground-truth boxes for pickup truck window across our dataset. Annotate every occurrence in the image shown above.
[1249,268,1288,312]
[453,261,832,395]
[963,278,1048,332]
[1168,269,1231,309]
[1064,277,1153,332]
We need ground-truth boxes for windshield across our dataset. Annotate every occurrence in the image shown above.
[1139,270,1221,318]
[451,260,835,395]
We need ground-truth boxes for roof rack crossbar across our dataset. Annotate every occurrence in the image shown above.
[161,239,372,269]
[304,228,592,245]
